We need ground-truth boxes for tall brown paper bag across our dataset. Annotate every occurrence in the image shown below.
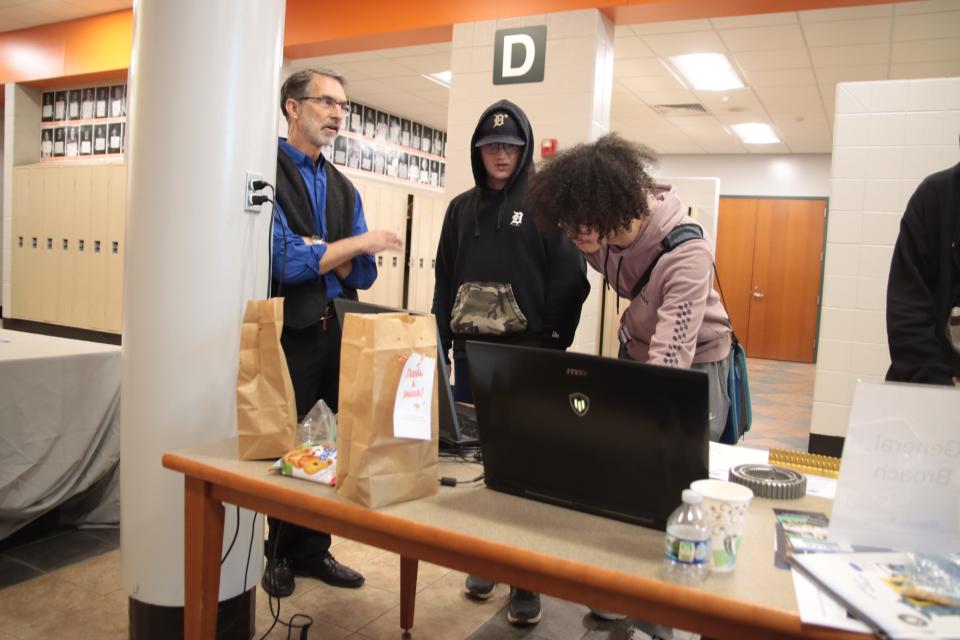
[336,312,439,508]
[236,298,297,460]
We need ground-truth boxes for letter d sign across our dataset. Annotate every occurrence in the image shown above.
[493,26,546,85]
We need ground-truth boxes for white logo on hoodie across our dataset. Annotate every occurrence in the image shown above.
[510,211,524,226]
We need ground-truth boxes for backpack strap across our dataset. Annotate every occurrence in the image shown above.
[629,223,704,299]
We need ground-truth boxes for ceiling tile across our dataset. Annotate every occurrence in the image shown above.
[799,4,893,22]
[710,12,797,29]
[814,65,888,86]
[619,75,687,93]
[809,44,890,68]
[890,59,960,78]
[696,135,747,153]
[753,84,825,113]
[712,105,772,123]
[894,11,960,41]
[635,89,700,106]
[393,53,452,74]
[802,18,892,47]
[771,112,828,128]
[745,142,792,154]
[613,36,656,59]
[894,0,960,15]
[694,87,759,105]
[629,19,713,35]
[718,25,806,52]
[892,38,960,63]
[733,49,811,71]
[614,57,671,78]
[743,67,818,88]
[641,31,726,57]
[665,116,728,133]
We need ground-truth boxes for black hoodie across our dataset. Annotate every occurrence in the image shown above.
[431,100,590,358]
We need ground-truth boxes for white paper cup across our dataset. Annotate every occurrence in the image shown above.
[690,479,753,572]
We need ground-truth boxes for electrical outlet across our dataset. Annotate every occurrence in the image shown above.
[244,171,264,213]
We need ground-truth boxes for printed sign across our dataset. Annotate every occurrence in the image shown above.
[393,352,436,440]
[493,26,546,85]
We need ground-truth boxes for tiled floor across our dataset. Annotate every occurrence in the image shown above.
[0,357,814,639]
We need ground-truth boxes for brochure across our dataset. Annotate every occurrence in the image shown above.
[792,552,960,639]
[774,509,854,569]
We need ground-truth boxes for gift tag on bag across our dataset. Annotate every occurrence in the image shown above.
[393,352,436,440]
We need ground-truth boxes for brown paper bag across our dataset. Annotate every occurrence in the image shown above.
[336,312,439,508]
[236,298,297,460]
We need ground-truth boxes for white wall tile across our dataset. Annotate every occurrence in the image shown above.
[831,146,869,179]
[830,179,865,210]
[901,146,954,180]
[833,114,872,146]
[817,339,853,373]
[825,244,861,277]
[860,211,903,246]
[836,86,868,114]
[867,113,907,147]
[903,111,950,146]
[822,275,858,308]
[813,370,857,404]
[853,309,887,344]
[819,307,859,340]
[862,179,909,212]
[907,77,960,111]
[856,276,886,310]
[865,147,903,178]
[859,245,894,278]
[826,211,861,243]
[810,401,852,438]
[849,342,891,378]
[869,80,910,112]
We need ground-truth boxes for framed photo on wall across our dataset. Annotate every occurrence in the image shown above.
[40,129,53,158]
[363,106,376,138]
[347,137,361,169]
[54,91,67,121]
[94,124,107,154]
[67,90,81,120]
[108,122,122,153]
[433,130,443,157]
[79,125,93,155]
[387,149,398,177]
[333,136,347,165]
[53,127,65,157]
[349,101,363,134]
[439,163,445,188]
[421,127,433,153]
[360,140,373,172]
[398,151,408,179]
[388,116,400,145]
[81,88,95,119]
[430,160,439,186]
[400,119,411,147]
[110,85,125,118]
[42,92,54,121]
[375,112,388,142]
[96,87,109,118]
[419,157,429,184]
[373,145,385,175]
[408,154,420,182]
[411,123,421,151]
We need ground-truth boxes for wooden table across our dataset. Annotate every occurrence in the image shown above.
[162,438,868,640]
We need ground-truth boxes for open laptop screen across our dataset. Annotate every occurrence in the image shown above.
[466,341,709,530]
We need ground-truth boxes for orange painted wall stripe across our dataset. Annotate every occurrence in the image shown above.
[0,0,910,86]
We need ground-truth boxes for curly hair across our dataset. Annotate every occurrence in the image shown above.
[526,133,660,239]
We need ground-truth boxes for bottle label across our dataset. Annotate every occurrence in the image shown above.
[664,534,709,565]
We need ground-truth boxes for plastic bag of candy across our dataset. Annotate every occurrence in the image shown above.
[270,443,337,486]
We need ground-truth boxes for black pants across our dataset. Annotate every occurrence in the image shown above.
[267,314,342,566]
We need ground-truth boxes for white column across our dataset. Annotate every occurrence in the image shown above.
[446,9,615,355]
[121,0,285,607]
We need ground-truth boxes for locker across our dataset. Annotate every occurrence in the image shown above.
[87,166,110,330]
[23,168,45,321]
[55,167,77,326]
[72,166,93,328]
[10,168,32,320]
[105,165,126,332]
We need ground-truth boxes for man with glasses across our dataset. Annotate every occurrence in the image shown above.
[432,100,589,626]
[264,68,403,598]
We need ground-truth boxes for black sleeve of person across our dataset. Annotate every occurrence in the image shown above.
[885,181,955,384]
[540,229,591,349]
[431,201,458,362]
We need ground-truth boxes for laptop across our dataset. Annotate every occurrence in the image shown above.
[332,298,480,448]
[465,341,709,530]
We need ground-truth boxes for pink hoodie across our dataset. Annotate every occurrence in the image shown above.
[585,185,731,367]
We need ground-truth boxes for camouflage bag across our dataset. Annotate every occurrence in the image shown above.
[450,281,528,336]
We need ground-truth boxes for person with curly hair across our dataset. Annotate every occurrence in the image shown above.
[527,133,733,441]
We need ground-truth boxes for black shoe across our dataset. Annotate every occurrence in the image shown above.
[464,575,496,600]
[261,557,294,598]
[507,588,542,625]
[295,553,364,588]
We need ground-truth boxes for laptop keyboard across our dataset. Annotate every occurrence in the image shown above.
[454,405,480,441]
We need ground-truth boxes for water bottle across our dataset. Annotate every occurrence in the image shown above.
[663,489,710,585]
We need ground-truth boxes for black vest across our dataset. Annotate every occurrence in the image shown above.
[272,150,358,329]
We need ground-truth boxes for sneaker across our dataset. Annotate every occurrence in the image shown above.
[261,557,294,598]
[464,574,496,600]
[507,588,542,625]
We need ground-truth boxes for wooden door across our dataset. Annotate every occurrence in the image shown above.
[747,199,825,361]
[715,198,758,352]
[716,197,826,363]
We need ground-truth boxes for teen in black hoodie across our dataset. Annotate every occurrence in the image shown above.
[432,100,590,404]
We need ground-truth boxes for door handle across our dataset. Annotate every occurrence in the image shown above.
[752,289,764,300]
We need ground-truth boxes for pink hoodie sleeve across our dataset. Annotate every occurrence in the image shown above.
[647,242,713,368]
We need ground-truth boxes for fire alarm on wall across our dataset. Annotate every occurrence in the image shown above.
[541,138,558,158]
